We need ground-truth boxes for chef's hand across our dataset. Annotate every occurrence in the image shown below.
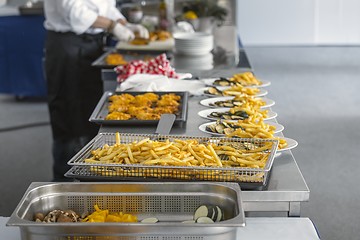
[112,23,135,42]
[126,23,149,39]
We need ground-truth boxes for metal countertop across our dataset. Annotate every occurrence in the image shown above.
[0,216,320,239]
[99,94,309,216]
[96,41,309,216]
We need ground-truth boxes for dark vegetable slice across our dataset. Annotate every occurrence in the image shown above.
[215,124,225,134]
[194,205,224,222]
[205,87,222,95]
[215,206,223,222]
[223,102,234,107]
[214,79,231,86]
[223,128,234,135]
[234,111,249,118]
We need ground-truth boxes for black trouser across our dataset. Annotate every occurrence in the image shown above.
[45,31,104,181]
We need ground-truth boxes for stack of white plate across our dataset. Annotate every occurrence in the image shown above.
[173,53,213,70]
[173,32,214,56]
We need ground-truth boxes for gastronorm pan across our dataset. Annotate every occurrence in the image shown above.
[66,132,278,189]
[7,182,244,240]
[89,91,189,125]
[92,49,171,69]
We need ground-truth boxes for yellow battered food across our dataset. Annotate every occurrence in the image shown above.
[129,31,172,45]
[149,30,172,41]
[105,53,127,65]
[129,37,150,45]
[105,93,181,121]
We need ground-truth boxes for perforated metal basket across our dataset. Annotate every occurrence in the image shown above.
[66,133,278,187]
[7,182,244,240]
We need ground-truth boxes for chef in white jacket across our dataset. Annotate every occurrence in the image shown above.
[43,0,148,181]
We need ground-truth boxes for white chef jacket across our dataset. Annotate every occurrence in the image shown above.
[44,0,125,35]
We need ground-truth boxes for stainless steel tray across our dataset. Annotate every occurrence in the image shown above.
[66,132,278,187]
[7,182,244,240]
[89,91,189,125]
[92,49,171,69]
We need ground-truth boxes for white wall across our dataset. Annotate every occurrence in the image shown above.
[237,0,360,46]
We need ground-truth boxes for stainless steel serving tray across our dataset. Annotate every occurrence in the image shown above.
[66,132,278,189]
[89,91,189,125]
[7,182,245,240]
[92,49,171,69]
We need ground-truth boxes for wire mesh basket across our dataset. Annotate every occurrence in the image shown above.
[66,133,278,186]
[7,182,244,240]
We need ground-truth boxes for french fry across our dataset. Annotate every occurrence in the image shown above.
[115,132,120,145]
[126,145,134,163]
[207,145,223,167]
[83,133,276,183]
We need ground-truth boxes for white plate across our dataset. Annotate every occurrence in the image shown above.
[197,108,277,121]
[199,96,275,109]
[201,78,271,88]
[198,121,284,136]
[198,87,268,97]
[175,49,213,56]
[277,137,298,152]
[173,32,214,40]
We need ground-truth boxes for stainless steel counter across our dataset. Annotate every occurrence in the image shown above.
[0,5,19,16]
[0,216,320,239]
[99,93,309,217]
[95,34,309,216]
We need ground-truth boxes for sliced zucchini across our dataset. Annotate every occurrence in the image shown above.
[194,205,209,220]
[182,220,196,224]
[207,205,216,220]
[196,216,214,224]
[215,206,223,222]
[141,217,159,223]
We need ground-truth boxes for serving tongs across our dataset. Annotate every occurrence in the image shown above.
[152,113,176,141]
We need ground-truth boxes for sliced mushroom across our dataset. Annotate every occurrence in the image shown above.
[57,214,74,223]
[34,212,45,222]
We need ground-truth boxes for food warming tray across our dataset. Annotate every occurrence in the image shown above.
[7,182,245,240]
[92,49,171,69]
[89,91,189,125]
[66,132,278,189]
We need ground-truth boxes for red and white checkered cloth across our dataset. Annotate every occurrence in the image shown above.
[114,54,179,82]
